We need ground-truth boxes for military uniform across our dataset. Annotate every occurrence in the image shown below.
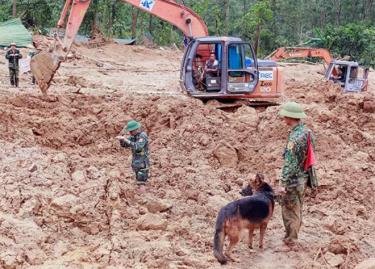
[118,120,150,185]
[279,102,316,245]
[5,46,22,87]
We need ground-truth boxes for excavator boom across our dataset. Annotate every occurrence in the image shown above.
[267,47,333,64]
[31,0,209,94]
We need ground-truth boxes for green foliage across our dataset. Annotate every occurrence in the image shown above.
[236,0,273,55]
[0,0,374,66]
[315,23,375,67]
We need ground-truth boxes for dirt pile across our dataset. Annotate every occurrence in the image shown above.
[0,44,374,268]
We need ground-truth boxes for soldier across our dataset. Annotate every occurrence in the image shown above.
[277,101,316,249]
[116,120,150,190]
[5,42,23,87]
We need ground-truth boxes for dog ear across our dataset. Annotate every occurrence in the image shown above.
[255,173,264,184]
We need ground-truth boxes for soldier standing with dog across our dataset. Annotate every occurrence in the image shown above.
[277,101,317,249]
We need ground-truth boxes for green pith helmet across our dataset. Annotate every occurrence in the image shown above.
[125,120,141,132]
[279,101,306,119]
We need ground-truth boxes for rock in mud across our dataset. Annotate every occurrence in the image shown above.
[325,252,345,267]
[71,170,86,182]
[235,105,259,129]
[355,258,375,269]
[51,194,79,212]
[362,100,375,113]
[207,195,229,211]
[137,213,167,231]
[146,199,173,213]
[28,163,38,172]
[213,141,238,168]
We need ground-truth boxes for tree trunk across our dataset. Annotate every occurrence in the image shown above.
[367,0,374,19]
[254,23,261,56]
[131,7,139,39]
[139,12,144,36]
[333,0,342,25]
[108,0,116,38]
[223,0,230,35]
[148,14,153,35]
[12,0,16,17]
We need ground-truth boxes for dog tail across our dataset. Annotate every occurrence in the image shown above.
[213,208,228,264]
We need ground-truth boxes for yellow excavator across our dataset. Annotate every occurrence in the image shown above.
[31,0,283,102]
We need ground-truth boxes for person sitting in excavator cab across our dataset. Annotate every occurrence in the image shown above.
[331,66,346,84]
[193,54,204,90]
[204,52,219,79]
[202,52,220,91]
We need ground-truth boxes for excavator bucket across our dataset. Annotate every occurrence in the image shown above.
[30,52,61,94]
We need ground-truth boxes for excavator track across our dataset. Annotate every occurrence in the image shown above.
[205,99,279,112]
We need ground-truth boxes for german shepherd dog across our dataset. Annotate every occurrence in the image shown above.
[213,174,275,264]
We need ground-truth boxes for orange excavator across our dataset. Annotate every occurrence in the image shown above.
[267,47,369,92]
[268,47,334,64]
[31,0,283,102]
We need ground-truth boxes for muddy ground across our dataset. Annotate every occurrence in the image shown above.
[0,43,374,269]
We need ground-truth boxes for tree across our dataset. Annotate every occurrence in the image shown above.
[315,23,375,67]
[238,0,273,55]
[0,0,373,67]
[12,0,16,17]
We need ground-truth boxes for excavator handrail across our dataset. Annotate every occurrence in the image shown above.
[266,47,333,64]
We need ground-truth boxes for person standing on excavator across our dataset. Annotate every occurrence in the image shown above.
[5,42,23,87]
[116,120,150,191]
[276,101,316,250]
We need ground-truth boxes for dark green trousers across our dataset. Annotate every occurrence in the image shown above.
[281,184,305,242]
[9,68,19,87]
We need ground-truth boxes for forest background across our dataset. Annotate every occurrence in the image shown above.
[1,0,374,67]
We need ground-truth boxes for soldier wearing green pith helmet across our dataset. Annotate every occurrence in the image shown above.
[116,120,150,187]
[276,101,316,250]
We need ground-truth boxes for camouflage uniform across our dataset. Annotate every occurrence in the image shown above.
[5,48,22,87]
[280,122,315,243]
[120,131,150,184]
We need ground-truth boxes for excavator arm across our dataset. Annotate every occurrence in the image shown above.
[267,47,333,65]
[58,0,208,52]
[31,0,208,94]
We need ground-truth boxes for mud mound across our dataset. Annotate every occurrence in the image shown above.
[0,45,374,268]
[1,81,374,268]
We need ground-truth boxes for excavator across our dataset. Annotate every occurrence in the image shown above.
[31,0,283,103]
[267,47,369,92]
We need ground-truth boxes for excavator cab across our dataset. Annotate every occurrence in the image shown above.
[326,61,368,92]
[181,37,282,101]
[181,37,259,98]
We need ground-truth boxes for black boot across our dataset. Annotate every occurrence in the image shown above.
[15,78,19,88]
